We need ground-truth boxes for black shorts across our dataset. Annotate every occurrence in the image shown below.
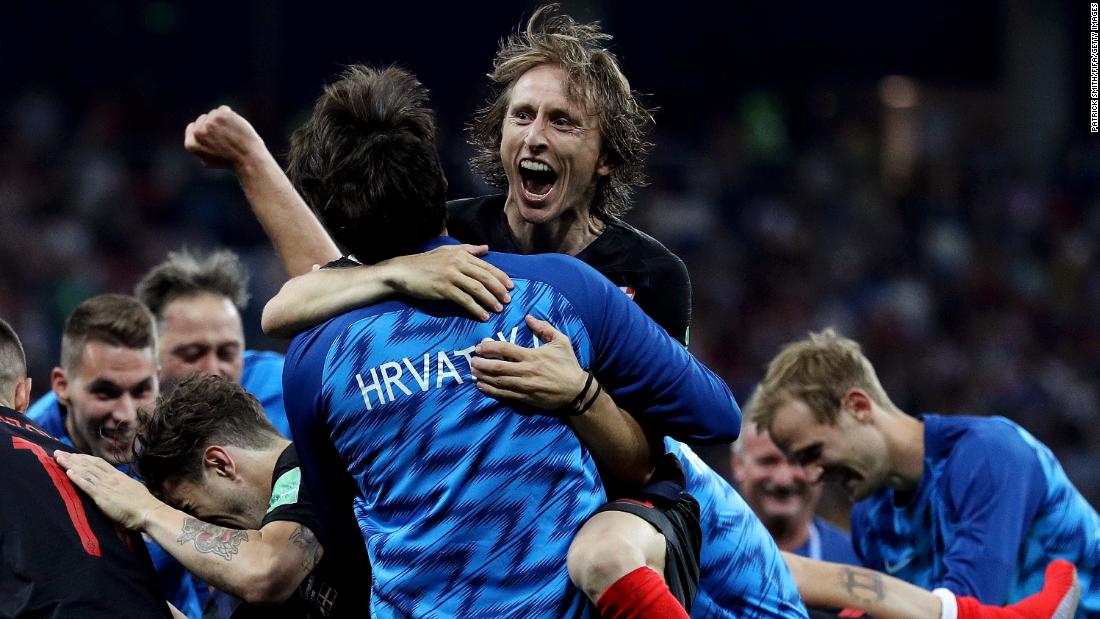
[593,454,702,613]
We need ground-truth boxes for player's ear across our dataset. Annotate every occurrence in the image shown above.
[595,151,613,177]
[13,377,31,413]
[51,367,69,406]
[203,445,238,480]
[842,389,874,423]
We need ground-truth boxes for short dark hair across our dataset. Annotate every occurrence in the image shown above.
[0,318,27,401]
[134,374,280,494]
[286,64,447,264]
[134,249,250,320]
[469,4,653,222]
[60,294,157,372]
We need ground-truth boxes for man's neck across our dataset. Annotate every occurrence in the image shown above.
[882,409,925,492]
[62,409,88,452]
[504,201,605,256]
[767,516,813,552]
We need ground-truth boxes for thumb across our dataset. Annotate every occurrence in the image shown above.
[526,314,562,344]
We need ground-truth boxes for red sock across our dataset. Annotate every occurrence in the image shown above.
[595,566,690,619]
[956,560,1079,619]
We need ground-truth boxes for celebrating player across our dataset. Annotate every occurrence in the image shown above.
[191,7,806,616]
[30,249,288,437]
[747,329,1100,617]
[0,318,182,618]
[54,373,369,617]
[277,62,741,617]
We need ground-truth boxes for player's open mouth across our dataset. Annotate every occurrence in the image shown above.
[518,158,557,203]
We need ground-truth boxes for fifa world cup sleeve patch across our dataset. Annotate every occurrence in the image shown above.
[267,467,302,513]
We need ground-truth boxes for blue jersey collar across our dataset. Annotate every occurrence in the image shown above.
[417,236,462,252]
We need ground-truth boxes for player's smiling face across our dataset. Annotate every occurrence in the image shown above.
[54,341,158,465]
[500,64,611,226]
[767,396,889,501]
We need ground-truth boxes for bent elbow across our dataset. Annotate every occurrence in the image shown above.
[239,571,299,606]
[260,296,293,339]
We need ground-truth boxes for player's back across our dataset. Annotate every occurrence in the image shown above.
[284,238,739,619]
[0,407,171,618]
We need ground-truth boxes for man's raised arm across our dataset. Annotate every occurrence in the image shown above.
[185,105,340,277]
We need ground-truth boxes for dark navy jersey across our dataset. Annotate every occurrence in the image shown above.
[283,237,739,618]
[0,406,172,618]
[447,195,692,345]
[853,414,1100,616]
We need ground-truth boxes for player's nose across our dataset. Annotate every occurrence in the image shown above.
[524,116,549,150]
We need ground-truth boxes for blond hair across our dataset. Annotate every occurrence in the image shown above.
[746,329,894,429]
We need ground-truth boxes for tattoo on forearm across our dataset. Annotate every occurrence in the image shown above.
[838,566,886,604]
[177,517,249,561]
[289,524,323,571]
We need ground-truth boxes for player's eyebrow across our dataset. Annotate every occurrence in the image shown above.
[87,378,123,392]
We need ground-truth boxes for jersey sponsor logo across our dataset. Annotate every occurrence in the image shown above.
[353,324,543,410]
[619,286,636,299]
[268,467,302,512]
[884,554,915,574]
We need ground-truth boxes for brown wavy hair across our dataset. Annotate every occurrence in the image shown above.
[134,373,279,494]
[468,4,653,222]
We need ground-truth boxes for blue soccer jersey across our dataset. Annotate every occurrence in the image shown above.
[790,516,859,566]
[282,237,741,618]
[240,349,289,436]
[666,439,808,619]
[852,414,1100,617]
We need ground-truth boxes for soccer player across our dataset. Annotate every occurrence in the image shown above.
[731,420,858,564]
[278,63,741,617]
[29,249,288,437]
[195,9,805,617]
[189,6,809,619]
[37,294,158,466]
[746,329,1100,617]
[26,293,206,617]
[0,318,180,618]
[54,373,370,618]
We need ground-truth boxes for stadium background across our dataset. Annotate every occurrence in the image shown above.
[1,0,1095,517]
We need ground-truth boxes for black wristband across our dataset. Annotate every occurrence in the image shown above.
[564,371,595,412]
[571,379,603,417]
